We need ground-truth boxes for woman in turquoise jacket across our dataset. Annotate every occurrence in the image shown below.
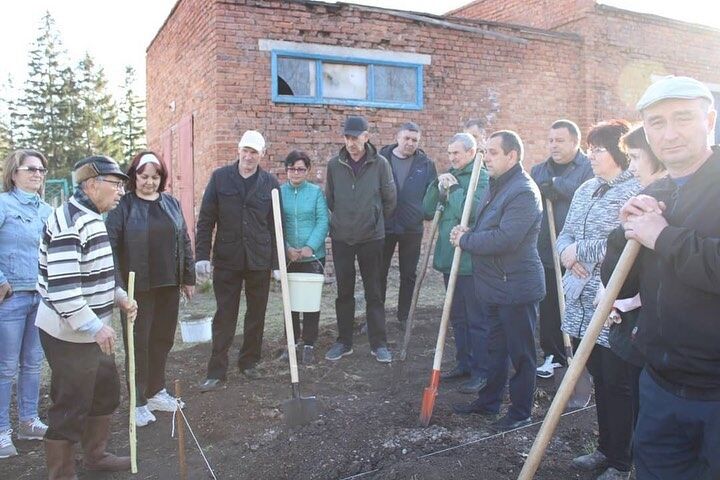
[280,151,329,364]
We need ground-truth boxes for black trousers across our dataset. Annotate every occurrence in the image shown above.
[539,266,566,365]
[332,239,387,349]
[206,268,270,380]
[288,259,325,346]
[380,233,423,323]
[121,286,180,405]
[40,330,120,443]
[585,343,634,472]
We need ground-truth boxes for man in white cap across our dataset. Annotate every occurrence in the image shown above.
[196,130,279,391]
[612,76,719,479]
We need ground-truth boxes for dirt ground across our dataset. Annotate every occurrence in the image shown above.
[6,268,602,479]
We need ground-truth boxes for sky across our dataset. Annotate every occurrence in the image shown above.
[1,0,719,100]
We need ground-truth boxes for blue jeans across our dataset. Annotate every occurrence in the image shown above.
[0,291,43,430]
[444,274,488,380]
[634,369,720,480]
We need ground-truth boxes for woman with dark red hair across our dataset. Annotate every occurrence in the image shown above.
[106,151,195,427]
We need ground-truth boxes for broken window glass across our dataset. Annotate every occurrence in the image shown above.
[322,63,367,100]
[277,57,316,96]
[373,65,417,104]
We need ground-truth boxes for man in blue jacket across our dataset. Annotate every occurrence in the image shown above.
[379,122,437,329]
[450,130,545,431]
[531,120,593,378]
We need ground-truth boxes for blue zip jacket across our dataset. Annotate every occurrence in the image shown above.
[280,180,329,261]
[0,188,53,290]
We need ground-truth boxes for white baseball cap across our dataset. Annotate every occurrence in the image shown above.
[636,75,714,111]
[238,130,266,152]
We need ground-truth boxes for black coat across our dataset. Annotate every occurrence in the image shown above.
[459,163,546,305]
[379,144,437,234]
[602,148,720,399]
[530,151,593,267]
[106,191,195,292]
[195,163,279,271]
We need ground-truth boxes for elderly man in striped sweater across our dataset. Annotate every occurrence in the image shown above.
[35,156,138,480]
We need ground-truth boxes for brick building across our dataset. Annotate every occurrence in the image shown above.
[146,0,720,244]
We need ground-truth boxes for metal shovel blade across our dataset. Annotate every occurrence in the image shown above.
[282,384,319,427]
[554,366,593,410]
[419,370,441,427]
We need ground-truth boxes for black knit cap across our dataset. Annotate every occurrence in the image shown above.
[73,155,129,183]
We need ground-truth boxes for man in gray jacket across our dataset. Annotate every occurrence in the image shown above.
[325,116,397,363]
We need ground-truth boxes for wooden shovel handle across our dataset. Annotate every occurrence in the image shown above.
[127,271,138,474]
[545,199,574,361]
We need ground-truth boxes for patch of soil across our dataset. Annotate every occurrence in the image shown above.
[6,303,600,480]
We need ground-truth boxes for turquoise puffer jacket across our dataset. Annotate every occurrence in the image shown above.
[280,181,329,261]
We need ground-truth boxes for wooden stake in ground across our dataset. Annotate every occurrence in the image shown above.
[518,240,641,479]
[127,271,138,474]
[419,155,484,427]
[175,379,187,480]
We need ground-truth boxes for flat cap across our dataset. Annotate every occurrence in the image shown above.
[636,75,714,111]
[73,156,129,183]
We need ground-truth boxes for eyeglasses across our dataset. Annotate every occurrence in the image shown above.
[587,146,608,156]
[16,166,48,175]
[287,167,308,173]
[97,177,126,191]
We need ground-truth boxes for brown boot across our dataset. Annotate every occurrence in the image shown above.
[81,415,131,471]
[44,439,78,480]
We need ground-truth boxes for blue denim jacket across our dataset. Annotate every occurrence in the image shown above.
[0,188,53,291]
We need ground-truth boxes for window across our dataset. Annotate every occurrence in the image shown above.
[272,51,423,110]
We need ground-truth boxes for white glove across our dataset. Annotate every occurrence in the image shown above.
[195,260,213,281]
[272,270,281,282]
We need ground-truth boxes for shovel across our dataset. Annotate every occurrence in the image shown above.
[271,189,319,427]
[399,201,444,361]
[545,199,593,410]
[420,155,484,426]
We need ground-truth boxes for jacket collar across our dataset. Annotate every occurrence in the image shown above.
[11,187,40,206]
[489,162,522,189]
[72,187,101,214]
[381,143,429,162]
[544,149,587,170]
[338,142,379,165]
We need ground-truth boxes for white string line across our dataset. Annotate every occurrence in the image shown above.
[171,397,219,480]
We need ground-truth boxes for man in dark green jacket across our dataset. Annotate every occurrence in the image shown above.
[325,116,397,363]
[422,132,490,394]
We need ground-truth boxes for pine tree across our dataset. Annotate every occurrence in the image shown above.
[0,76,16,160]
[117,66,146,164]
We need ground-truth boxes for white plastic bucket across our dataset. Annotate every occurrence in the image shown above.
[180,316,212,343]
[287,272,324,312]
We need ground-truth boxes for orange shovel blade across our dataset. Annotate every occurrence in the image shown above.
[419,369,441,426]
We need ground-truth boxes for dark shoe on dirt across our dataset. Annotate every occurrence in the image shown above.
[441,365,471,380]
[491,414,532,432]
[572,449,608,471]
[199,378,225,393]
[457,376,488,394]
[451,401,497,417]
[241,366,262,380]
[371,347,392,363]
[597,467,631,480]
[325,342,353,361]
[302,345,315,364]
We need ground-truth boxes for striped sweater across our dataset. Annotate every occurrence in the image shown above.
[556,170,641,347]
[35,192,126,343]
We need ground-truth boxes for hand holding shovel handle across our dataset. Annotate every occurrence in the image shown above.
[420,155,484,426]
[518,239,641,479]
[127,271,138,474]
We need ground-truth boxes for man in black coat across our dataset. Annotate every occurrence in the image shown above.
[531,120,593,378]
[612,76,720,479]
[449,130,545,431]
[379,122,437,329]
[195,130,279,391]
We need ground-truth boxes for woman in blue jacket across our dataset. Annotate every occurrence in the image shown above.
[0,150,53,458]
[279,151,329,364]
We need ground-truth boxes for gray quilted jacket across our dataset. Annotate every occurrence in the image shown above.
[556,170,641,347]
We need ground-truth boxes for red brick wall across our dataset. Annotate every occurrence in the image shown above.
[448,0,594,30]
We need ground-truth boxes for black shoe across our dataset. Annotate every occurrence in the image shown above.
[491,414,532,432]
[441,365,471,380]
[198,378,225,393]
[451,401,498,417]
[457,376,488,394]
[240,366,262,380]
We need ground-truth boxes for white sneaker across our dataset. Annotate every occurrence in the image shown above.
[0,429,18,459]
[17,417,48,440]
[147,389,184,412]
[536,355,562,379]
[135,405,157,427]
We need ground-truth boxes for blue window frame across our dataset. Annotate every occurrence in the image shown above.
[271,51,423,110]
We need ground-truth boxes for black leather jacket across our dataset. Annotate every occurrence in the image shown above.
[106,192,195,292]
